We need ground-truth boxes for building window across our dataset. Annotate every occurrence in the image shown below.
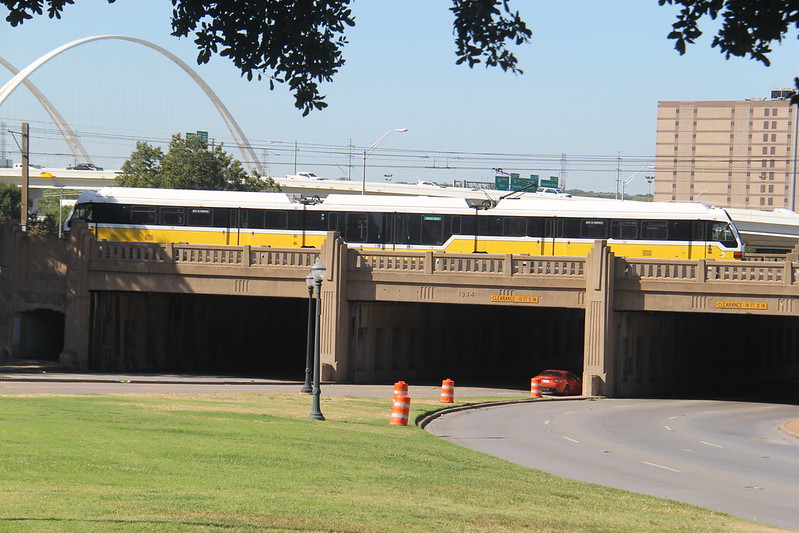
[771,146,776,155]
[763,134,769,142]
[768,198,774,206]
[762,147,768,154]
[773,108,778,116]
[764,121,769,129]
[760,198,766,205]
[772,134,777,142]
[772,121,777,129]
[765,108,770,116]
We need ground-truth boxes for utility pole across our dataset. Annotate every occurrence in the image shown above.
[20,122,29,232]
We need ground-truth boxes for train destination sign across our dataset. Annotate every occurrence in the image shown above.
[715,301,768,310]
[490,295,540,303]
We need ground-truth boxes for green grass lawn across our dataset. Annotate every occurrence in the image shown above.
[0,393,782,532]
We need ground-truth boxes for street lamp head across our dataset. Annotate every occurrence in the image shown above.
[305,273,315,289]
[310,258,327,283]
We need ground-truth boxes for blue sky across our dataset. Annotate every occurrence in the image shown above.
[1,1,797,193]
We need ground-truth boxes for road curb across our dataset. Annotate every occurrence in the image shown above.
[417,396,597,429]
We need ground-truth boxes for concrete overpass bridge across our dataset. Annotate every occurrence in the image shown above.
[2,222,798,397]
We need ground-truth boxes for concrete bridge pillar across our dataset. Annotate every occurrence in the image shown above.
[61,222,94,369]
[582,240,616,396]
[318,232,350,381]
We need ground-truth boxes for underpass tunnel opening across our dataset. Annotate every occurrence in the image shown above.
[89,292,307,377]
[615,311,799,398]
[8,309,64,360]
[351,302,585,388]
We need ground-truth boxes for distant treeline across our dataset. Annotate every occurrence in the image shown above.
[567,190,653,202]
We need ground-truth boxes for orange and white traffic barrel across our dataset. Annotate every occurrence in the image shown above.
[389,394,411,426]
[393,380,408,401]
[440,378,455,403]
[530,377,542,398]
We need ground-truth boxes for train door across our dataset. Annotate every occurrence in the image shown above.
[346,212,368,246]
[691,221,706,259]
[544,218,562,255]
[215,208,241,245]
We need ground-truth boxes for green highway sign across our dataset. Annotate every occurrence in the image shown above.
[540,176,559,188]
[495,175,510,191]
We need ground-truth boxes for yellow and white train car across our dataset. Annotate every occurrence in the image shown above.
[66,187,744,260]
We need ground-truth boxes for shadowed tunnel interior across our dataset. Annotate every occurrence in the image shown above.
[81,292,799,397]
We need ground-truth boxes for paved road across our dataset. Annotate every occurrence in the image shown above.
[426,398,799,531]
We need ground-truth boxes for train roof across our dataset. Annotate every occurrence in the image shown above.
[77,187,732,221]
[78,187,295,207]
[493,196,727,219]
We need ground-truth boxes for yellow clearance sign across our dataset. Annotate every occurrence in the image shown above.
[491,295,540,303]
[715,301,768,310]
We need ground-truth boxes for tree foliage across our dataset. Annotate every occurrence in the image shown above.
[1,0,532,115]
[660,0,799,102]
[116,134,279,192]
[0,181,21,223]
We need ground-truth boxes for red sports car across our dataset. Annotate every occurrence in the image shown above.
[533,369,582,395]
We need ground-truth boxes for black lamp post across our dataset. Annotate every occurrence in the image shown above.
[308,258,326,421]
[301,273,315,394]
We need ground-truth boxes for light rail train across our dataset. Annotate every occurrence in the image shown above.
[66,187,744,260]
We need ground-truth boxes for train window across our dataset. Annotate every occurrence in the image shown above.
[503,217,526,237]
[611,220,638,240]
[187,208,212,226]
[93,203,130,224]
[527,217,545,237]
[287,210,302,230]
[641,221,668,240]
[131,206,156,225]
[346,213,368,242]
[421,215,444,245]
[244,209,265,229]
[305,211,327,231]
[211,208,231,228]
[711,222,738,248]
[563,218,581,238]
[668,221,692,241]
[475,216,502,236]
[160,207,185,226]
[581,219,607,239]
[328,212,339,231]
[264,210,287,229]
[451,216,462,235]
[70,203,93,222]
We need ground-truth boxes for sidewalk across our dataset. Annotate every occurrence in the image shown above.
[1,360,797,437]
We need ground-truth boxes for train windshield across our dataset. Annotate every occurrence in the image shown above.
[711,222,739,248]
[66,203,92,228]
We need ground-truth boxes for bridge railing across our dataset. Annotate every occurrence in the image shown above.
[620,258,798,285]
[93,241,319,268]
[350,250,586,277]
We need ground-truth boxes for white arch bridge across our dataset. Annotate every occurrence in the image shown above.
[0,35,265,175]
